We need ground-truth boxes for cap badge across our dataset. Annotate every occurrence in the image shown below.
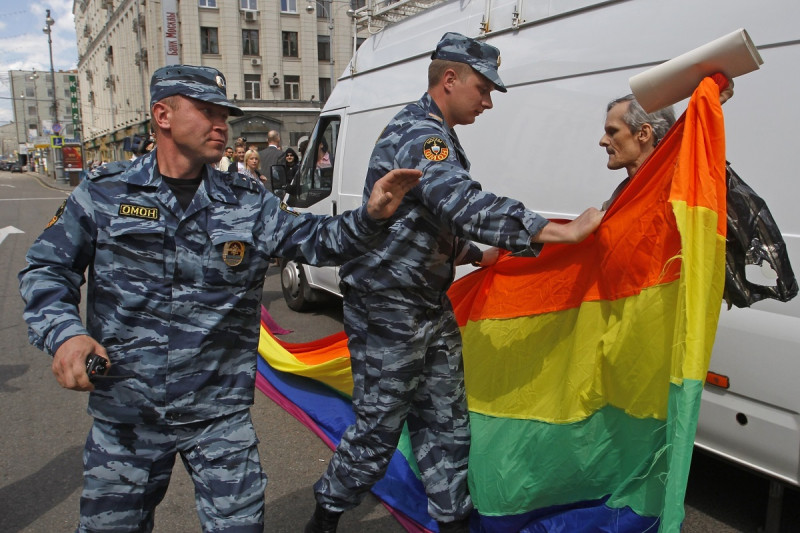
[222,241,245,267]
[497,55,501,67]
[423,136,449,162]
[215,75,226,89]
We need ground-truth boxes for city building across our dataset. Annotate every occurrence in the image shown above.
[7,69,77,176]
[73,0,369,162]
[0,122,18,161]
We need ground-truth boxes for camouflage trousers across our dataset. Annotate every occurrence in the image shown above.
[313,290,473,521]
[77,409,266,532]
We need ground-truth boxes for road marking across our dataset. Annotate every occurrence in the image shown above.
[0,226,24,245]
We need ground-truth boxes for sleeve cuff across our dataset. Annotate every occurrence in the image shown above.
[45,321,90,357]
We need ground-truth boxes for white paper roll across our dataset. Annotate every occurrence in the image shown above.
[629,28,764,113]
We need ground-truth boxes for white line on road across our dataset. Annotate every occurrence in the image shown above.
[0,226,24,245]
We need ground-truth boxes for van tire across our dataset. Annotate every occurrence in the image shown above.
[280,258,314,312]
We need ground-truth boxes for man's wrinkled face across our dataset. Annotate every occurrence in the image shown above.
[599,101,648,176]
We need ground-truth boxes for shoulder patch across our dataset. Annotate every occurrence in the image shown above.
[46,200,67,229]
[280,201,300,216]
[423,136,449,162]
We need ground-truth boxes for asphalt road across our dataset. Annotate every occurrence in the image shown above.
[1,170,798,532]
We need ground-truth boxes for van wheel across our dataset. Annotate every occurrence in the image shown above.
[280,258,313,312]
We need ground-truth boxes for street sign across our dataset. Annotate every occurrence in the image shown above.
[50,136,64,148]
[52,123,63,134]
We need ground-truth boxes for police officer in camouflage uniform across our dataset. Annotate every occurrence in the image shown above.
[307,33,604,533]
[18,65,420,533]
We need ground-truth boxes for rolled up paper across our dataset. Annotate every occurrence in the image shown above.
[630,28,763,112]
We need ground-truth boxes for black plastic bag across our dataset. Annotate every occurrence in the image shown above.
[723,163,798,308]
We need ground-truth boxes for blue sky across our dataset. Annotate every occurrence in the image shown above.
[0,0,79,125]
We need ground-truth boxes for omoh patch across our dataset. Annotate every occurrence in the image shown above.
[423,137,449,162]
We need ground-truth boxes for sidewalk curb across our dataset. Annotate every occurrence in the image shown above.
[25,171,75,193]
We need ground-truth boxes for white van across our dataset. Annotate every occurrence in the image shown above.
[276,0,800,515]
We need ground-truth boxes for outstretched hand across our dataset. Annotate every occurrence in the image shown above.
[533,207,605,244]
[366,169,423,220]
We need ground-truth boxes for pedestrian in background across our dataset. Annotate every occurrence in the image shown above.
[259,130,283,177]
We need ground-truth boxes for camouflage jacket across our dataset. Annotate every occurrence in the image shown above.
[339,93,548,307]
[19,151,386,425]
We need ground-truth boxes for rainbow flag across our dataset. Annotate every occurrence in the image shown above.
[257,76,728,532]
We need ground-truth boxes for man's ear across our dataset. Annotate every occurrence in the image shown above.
[442,68,458,91]
[638,123,654,145]
[151,102,171,131]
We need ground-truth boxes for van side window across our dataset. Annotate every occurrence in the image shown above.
[286,116,339,208]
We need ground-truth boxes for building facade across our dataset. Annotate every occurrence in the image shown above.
[74,0,366,162]
[8,69,77,175]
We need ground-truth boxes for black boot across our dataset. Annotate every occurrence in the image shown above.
[437,517,470,533]
[304,503,343,533]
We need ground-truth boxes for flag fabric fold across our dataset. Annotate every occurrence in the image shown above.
[257,77,727,532]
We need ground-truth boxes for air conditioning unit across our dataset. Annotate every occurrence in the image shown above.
[244,10,258,21]
[251,58,262,66]
[269,76,280,87]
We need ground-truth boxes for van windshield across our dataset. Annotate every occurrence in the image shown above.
[287,116,339,209]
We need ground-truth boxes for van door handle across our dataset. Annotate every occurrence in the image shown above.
[331,200,337,216]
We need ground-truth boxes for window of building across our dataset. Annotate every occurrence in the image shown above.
[282,31,299,57]
[281,0,297,13]
[319,78,331,102]
[64,88,71,98]
[357,37,366,50]
[242,29,259,56]
[47,88,53,98]
[317,0,330,19]
[350,0,366,8]
[25,87,35,97]
[284,75,300,100]
[240,0,257,10]
[201,27,219,54]
[317,35,331,61]
[28,106,37,116]
[199,0,217,6]
[244,74,261,100]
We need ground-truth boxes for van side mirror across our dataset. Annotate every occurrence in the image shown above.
[270,164,287,196]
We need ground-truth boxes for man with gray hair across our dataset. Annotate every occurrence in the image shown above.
[598,94,677,209]
[599,82,733,209]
